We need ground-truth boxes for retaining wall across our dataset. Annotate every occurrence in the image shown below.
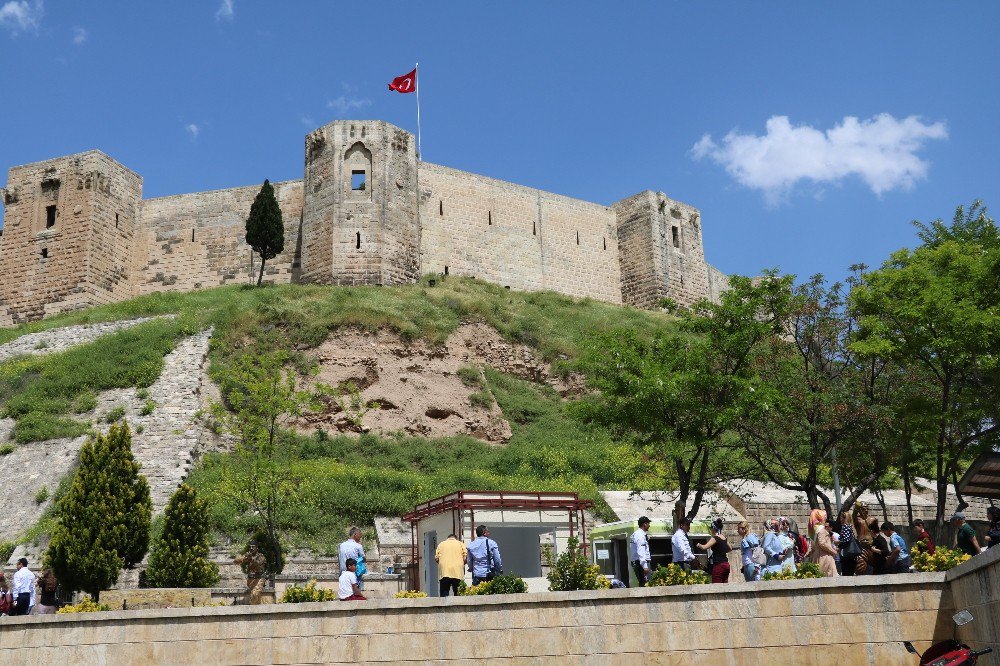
[0,571,963,665]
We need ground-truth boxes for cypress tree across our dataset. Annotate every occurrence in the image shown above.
[245,179,284,286]
[109,424,152,568]
[46,423,151,600]
[144,483,219,588]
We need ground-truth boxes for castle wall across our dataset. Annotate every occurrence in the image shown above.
[301,121,419,286]
[614,191,712,309]
[133,180,303,295]
[1,121,729,327]
[0,151,141,324]
[419,163,622,303]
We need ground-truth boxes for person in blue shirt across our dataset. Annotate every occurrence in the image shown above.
[467,525,503,585]
[737,521,761,581]
[880,522,912,574]
[762,519,789,575]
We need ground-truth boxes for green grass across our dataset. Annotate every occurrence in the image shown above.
[188,370,666,555]
[0,317,197,442]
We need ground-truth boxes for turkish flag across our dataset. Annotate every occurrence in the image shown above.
[388,68,417,93]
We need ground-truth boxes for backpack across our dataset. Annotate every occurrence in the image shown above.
[746,535,767,567]
[0,591,11,616]
[794,533,809,563]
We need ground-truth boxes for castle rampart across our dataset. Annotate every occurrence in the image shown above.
[0,120,728,326]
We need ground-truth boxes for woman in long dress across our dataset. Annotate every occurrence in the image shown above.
[808,509,839,577]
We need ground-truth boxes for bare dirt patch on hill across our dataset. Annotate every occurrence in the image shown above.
[297,323,579,443]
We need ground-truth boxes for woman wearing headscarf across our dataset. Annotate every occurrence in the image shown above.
[808,509,839,577]
[778,517,797,573]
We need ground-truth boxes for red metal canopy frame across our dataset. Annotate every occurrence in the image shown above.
[402,490,595,591]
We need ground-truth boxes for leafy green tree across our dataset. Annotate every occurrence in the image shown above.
[144,483,220,588]
[245,179,284,286]
[851,201,1000,535]
[736,275,891,517]
[211,352,316,578]
[46,423,151,600]
[580,273,793,522]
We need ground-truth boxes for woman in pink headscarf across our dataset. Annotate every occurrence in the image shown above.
[808,509,840,577]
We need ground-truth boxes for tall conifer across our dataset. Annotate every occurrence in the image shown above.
[46,423,151,600]
[144,483,219,588]
[245,179,284,286]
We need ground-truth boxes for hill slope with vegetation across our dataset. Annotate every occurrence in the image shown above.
[0,277,676,554]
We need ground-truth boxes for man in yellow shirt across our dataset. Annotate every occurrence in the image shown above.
[435,533,468,597]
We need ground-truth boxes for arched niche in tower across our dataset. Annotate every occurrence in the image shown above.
[345,142,373,200]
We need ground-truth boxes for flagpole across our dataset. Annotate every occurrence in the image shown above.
[415,62,422,161]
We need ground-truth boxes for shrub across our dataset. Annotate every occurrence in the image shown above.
[280,579,336,603]
[140,400,156,416]
[12,413,88,443]
[144,484,220,588]
[34,486,49,504]
[104,406,126,423]
[911,545,971,572]
[546,537,611,591]
[469,391,493,409]
[761,561,824,580]
[456,366,484,388]
[459,573,528,596]
[647,564,711,587]
[393,590,428,599]
[56,598,111,614]
[0,541,16,564]
[136,388,150,400]
[0,444,14,455]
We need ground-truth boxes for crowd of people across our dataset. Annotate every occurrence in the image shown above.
[0,558,58,616]
[627,501,1000,586]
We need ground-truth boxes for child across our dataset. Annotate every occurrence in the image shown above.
[338,558,367,601]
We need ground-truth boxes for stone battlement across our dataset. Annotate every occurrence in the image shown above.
[0,120,728,326]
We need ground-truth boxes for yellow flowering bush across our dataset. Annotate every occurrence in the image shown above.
[761,561,824,580]
[911,545,971,572]
[280,579,336,603]
[546,537,612,591]
[458,574,528,595]
[393,590,428,599]
[57,598,111,613]
[647,564,710,587]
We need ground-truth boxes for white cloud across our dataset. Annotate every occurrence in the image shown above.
[0,0,43,34]
[215,0,233,21]
[691,114,948,204]
[185,123,200,139]
[71,25,87,44]
[327,83,371,116]
[300,115,315,127]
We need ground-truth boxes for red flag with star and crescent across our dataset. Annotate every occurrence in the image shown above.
[388,68,417,93]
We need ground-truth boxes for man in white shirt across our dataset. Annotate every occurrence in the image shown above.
[629,516,652,586]
[10,558,34,616]
[339,527,366,589]
[671,516,696,571]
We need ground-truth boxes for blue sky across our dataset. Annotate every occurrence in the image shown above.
[2,2,998,283]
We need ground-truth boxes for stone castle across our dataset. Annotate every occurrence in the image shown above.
[0,119,728,326]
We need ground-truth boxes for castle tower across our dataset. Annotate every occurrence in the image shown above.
[613,190,712,309]
[299,120,420,286]
[0,151,142,324]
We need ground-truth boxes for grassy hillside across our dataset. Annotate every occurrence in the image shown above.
[0,278,676,550]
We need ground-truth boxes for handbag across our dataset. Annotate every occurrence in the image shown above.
[485,539,502,580]
[843,538,862,558]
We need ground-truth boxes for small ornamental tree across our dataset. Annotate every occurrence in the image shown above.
[47,423,151,601]
[546,537,610,591]
[144,483,220,588]
[245,179,284,286]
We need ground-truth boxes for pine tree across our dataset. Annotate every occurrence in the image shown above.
[108,423,152,567]
[144,483,220,588]
[46,423,151,601]
[245,179,284,286]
